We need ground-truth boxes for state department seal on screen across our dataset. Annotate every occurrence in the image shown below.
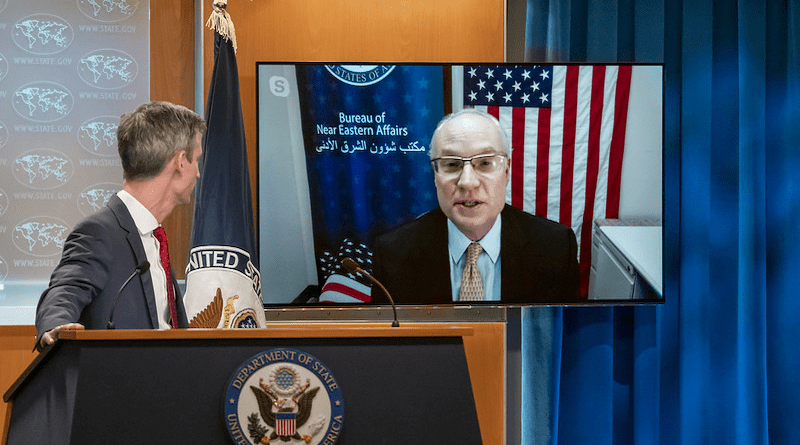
[224,348,344,445]
[324,65,395,87]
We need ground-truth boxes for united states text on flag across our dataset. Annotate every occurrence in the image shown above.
[464,64,633,297]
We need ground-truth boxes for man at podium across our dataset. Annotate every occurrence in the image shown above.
[34,101,207,350]
[372,109,580,304]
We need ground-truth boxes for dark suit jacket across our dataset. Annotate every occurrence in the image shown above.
[35,195,188,345]
[371,204,580,304]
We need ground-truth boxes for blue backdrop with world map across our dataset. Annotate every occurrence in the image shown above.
[0,0,149,313]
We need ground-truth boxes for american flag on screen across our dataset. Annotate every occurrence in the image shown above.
[318,238,373,303]
[464,64,633,297]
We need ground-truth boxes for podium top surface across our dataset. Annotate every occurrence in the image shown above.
[56,323,475,341]
[4,323,477,402]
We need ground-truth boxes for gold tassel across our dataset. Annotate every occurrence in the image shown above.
[206,0,238,52]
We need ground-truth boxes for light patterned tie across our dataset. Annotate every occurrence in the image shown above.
[153,227,178,328]
[459,242,484,301]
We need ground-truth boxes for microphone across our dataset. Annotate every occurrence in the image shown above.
[107,261,150,330]
[342,257,399,327]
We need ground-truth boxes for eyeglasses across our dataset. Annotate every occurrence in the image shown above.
[431,154,508,177]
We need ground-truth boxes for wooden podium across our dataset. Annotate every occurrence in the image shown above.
[3,323,503,444]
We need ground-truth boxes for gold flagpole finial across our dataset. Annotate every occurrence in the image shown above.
[206,0,238,52]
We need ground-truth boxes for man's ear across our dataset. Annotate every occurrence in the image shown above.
[176,150,188,169]
[169,150,185,176]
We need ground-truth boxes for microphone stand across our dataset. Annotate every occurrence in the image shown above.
[342,257,399,327]
[107,261,150,329]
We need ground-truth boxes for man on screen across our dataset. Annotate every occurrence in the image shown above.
[371,109,580,304]
[35,101,207,350]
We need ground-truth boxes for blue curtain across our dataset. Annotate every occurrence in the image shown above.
[523,0,800,443]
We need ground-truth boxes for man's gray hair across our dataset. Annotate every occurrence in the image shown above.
[117,101,207,181]
[428,108,511,159]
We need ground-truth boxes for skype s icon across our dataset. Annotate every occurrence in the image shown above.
[269,76,291,97]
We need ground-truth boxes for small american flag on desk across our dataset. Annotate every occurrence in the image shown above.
[318,238,373,303]
[464,64,633,297]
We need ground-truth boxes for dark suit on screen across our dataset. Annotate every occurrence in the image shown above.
[371,204,580,304]
[35,195,188,344]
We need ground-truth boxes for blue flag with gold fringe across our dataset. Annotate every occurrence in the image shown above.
[183,31,266,328]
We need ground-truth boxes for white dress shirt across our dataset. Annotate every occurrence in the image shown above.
[117,190,173,328]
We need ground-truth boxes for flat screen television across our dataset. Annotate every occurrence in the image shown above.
[256,62,663,307]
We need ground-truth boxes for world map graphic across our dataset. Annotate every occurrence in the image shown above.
[14,221,68,253]
[80,54,134,84]
[0,53,8,82]
[81,188,116,212]
[80,121,118,151]
[0,189,7,215]
[85,0,135,16]
[15,87,70,117]
[15,19,70,49]
[15,154,70,185]
[0,122,8,148]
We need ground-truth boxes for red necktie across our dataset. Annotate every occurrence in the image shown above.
[153,227,178,328]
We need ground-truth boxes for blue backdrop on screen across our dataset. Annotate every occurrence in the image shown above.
[295,65,443,292]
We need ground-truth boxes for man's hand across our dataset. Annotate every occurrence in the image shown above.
[40,323,85,349]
